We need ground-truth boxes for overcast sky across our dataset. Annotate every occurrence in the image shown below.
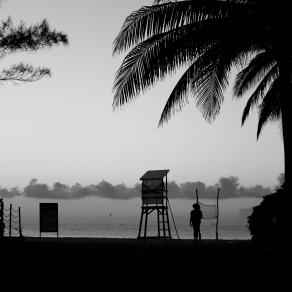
[0,0,283,189]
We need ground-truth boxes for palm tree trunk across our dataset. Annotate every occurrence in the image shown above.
[281,96,289,190]
[278,58,291,195]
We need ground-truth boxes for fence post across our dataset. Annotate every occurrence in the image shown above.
[216,188,220,241]
[9,204,12,237]
[19,207,23,238]
[0,199,4,238]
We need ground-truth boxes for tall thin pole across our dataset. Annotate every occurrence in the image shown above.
[164,174,168,239]
[157,208,160,238]
[196,189,201,240]
[9,204,12,237]
[0,199,4,238]
[165,174,168,202]
[144,209,148,238]
[18,207,23,238]
[216,188,220,240]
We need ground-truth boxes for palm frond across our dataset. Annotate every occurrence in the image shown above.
[191,44,226,122]
[234,50,276,97]
[113,0,244,55]
[241,64,278,125]
[113,19,229,109]
[257,77,281,138]
[113,0,284,139]
[158,37,259,126]
[158,61,196,126]
[215,43,254,90]
[159,38,260,125]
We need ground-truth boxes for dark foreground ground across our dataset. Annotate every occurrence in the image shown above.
[0,237,288,291]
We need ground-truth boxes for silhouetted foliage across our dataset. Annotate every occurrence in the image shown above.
[113,0,289,193]
[275,173,285,190]
[24,178,50,198]
[0,186,21,198]
[167,181,182,198]
[0,17,68,83]
[0,175,272,200]
[219,176,240,198]
[181,181,206,199]
[113,0,285,134]
[248,183,288,247]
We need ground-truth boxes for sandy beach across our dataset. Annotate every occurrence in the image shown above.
[1,237,286,291]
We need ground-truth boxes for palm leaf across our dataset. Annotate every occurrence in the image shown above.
[241,64,278,125]
[113,0,245,55]
[234,50,276,97]
[113,18,231,109]
[257,77,281,138]
[158,40,255,125]
[190,43,226,122]
[158,61,196,126]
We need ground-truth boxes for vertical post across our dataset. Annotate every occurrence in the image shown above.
[39,203,41,239]
[18,207,23,238]
[57,204,59,239]
[138,208,144,239]
[144,209,148,239]
[165,200,171,239]
[165,174,168,207]
[196,188,202,240]
[157,209,160,238]
[0,199,4,238]
[165,174,168,239]
[165,174,168,194]
[9,204,12,237]
[216,188,220,240]
[197,188,201,240]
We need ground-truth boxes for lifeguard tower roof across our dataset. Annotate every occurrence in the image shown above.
[140,169,169,181]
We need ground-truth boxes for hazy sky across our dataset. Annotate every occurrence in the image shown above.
[0,0,283,189]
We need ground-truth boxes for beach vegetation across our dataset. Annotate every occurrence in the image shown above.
[248,183,288,247]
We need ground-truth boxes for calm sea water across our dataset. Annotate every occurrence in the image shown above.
[20,222,251,240]
[2,197,261,240]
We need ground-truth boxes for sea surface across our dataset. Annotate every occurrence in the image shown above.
[2,197,261,240]
[20,222,251,240]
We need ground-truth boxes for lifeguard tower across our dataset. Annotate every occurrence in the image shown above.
[137,170,172,240]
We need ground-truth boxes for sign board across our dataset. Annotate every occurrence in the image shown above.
[39,203,58,237]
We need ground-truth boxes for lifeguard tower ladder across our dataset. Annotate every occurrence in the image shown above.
[137,170,171,240]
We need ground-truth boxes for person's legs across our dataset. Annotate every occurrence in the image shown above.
[193,225,199,242]
[199,227,201,242]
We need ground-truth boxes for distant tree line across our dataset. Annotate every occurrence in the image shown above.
[0,174,283,200]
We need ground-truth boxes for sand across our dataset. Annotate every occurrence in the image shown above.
[0,237,287,291]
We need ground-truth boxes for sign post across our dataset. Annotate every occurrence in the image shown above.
[39,203,59,238]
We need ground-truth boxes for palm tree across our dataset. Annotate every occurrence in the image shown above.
[113,0,290,192]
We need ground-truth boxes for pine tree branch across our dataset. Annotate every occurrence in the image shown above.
[0,63,51,82]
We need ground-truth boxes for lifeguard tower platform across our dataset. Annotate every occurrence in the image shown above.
[137,170,171,240]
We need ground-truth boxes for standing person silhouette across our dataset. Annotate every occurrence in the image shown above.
[190,203,203,243]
